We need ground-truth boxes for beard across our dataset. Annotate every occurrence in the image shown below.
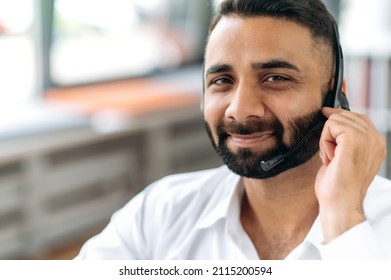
[204,109,325,179]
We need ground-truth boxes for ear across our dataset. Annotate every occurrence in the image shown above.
[342,79,348,95]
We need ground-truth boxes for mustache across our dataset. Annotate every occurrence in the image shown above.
[217,119,284,136]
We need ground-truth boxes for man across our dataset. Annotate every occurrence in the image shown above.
[76,0,391,259]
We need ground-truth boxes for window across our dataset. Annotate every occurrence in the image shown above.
[0,0,35,103]
[0,0,212,101]
[50,0,211,86]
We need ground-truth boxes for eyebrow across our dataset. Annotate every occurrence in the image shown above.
[205,64,233,77]
[251,60,300,72]
[205,59,300,78]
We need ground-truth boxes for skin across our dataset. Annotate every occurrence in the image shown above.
[203,15,386,259]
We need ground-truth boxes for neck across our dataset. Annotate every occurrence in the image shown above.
[240,154,322,259]
[243,153,321,212]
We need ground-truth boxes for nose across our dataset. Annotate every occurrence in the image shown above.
[225,82,266,122]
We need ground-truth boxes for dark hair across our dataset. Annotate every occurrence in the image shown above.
[209,0,337,49]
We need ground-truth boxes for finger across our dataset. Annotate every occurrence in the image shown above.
[321,107,343,118]
[322,108,377,132]
[319,137,335,165]
[322,107,384,150]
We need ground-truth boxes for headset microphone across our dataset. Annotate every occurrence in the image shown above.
[260,23,349,172]
[260,121,325,171]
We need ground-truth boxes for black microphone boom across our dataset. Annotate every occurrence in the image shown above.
[260,121,325,171]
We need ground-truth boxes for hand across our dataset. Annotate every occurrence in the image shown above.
[315,107,386,243]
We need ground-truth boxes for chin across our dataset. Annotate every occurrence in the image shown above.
[219,144,320,180]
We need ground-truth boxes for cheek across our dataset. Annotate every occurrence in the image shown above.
[203,94,226,121]
[264,100,313,145]
[203,95,227,142]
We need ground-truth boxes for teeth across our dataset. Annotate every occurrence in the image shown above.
[227,131,274,148]
[230,132,273,138]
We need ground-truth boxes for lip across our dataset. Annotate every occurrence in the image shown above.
[228,131,274,148]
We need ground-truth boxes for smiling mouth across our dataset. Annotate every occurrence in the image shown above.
[228,131,275,148]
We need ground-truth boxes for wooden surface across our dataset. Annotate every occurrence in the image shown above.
[45,78,201,117]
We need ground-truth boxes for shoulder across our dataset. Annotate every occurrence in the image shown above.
[141,165,238,212]
[117,166,239,257]
[88,166,239,258]
[115,165,238,224]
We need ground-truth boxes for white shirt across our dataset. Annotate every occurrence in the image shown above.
[76,166,391,259]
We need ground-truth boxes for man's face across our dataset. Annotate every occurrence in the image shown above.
[203,16,328,179]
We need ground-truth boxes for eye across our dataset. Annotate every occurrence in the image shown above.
[264,75,290,83]
[261,74,294,91]
[210,77,233,86]
[206,76,235,92]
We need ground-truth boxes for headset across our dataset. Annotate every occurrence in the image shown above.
[323,23,350,110]
[260,23,350,171]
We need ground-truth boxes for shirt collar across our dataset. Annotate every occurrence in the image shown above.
[196,170,242,229]
[195,167,325,252]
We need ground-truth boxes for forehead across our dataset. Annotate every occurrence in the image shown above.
[204,15,318,72]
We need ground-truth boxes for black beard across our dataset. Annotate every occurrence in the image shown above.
[204,110,325,179]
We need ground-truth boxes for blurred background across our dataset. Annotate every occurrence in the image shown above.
[0,0,390,259]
